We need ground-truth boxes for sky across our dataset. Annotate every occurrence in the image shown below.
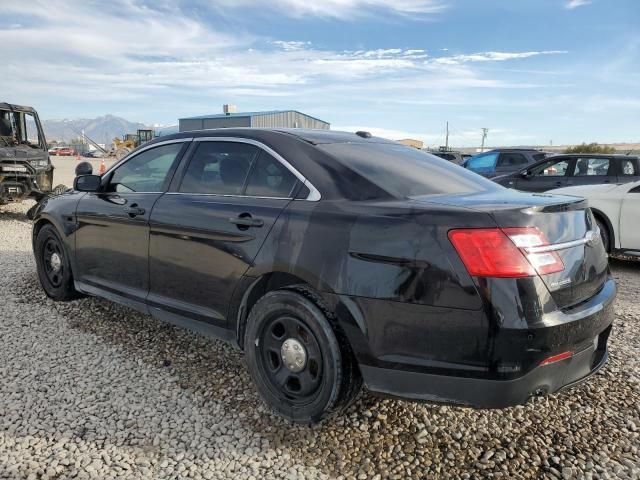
[1,0,639,147]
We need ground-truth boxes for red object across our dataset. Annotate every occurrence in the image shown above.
[56,147,74,156]
[98,158,106,175]
[539,351,573,366]
[448,227,564,278]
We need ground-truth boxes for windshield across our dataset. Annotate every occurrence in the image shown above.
[319,142,501,198]
[0,109,42,149]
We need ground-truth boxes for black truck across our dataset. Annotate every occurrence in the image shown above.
[0,102,58,205]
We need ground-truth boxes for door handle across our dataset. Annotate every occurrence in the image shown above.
[123,204,146,217]
[228,214,264,229]
[555,181,563,186]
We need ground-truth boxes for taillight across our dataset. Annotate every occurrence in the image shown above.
[502,228,564,275]
[448,227,564,278]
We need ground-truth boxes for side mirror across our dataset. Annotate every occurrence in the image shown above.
[75,161,93,176]
[520,170,531,178]
[74,175,102,192]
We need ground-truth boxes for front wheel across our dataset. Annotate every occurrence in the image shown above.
[34,224,82,301]
[244,289,361,423]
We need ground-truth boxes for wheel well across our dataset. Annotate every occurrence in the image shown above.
[236,272,318,349]
[32,219,54,244]
[591,208,614,252]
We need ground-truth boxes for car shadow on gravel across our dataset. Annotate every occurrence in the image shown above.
[10,270,397,476]
[8,265,640,479]
[0,209,31,222]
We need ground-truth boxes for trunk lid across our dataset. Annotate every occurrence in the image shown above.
[413,190,609,309]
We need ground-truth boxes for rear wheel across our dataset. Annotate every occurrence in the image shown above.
[244,289,361,423]
[34,225,82,301]
[595,218,610,253]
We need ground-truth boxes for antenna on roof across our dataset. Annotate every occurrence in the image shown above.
[356,131,372,138]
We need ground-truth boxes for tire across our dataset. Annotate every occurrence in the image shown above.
[244,289,361,423]
[596,218,610,253]
[34,224,82,301]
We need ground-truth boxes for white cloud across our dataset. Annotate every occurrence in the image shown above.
[433,51,568,65]
[271,40,312,51]
[565,0,591,9]
[212,0,447,19]
[0,0,582,144]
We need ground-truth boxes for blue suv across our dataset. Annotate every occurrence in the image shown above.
[463,149,548,178]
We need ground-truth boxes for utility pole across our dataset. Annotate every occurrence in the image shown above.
[480,128,489,152]
[445,121,449,150]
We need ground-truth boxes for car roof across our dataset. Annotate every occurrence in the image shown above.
[0,102,37,114]
[150,128,396,146]
[548,153,638,159]
[483,148,545,153]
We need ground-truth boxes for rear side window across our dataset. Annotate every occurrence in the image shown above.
[245,152,298,198]
[620,159,638,176]
[179,142,259,194]
[574,158,611,176]
[497,153,528,167]
[319,143,500,198]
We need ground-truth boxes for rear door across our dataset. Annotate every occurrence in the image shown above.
[572,157,616,187]
[619,183,640,251]
[494,152,529,177]
[74,140,188,306]
[515,157,574,192]
[147,139,301,325]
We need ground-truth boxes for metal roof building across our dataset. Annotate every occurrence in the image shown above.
[178,109,330,132]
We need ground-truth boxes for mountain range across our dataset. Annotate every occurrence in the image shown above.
[42,115,148,144]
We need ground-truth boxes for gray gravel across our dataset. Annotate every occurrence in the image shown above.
[1,200,639,479]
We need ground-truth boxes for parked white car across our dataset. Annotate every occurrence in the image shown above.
[553,180,640,255]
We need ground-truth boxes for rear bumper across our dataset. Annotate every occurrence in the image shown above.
[358,277,616,408]
[361,336,609,408]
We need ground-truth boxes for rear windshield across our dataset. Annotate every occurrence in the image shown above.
[319,142,501,198]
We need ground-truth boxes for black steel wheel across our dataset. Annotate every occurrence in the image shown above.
[244,289,361,423]
[34,224,82,301]
[259,315,324,404]
[42,237,65,288]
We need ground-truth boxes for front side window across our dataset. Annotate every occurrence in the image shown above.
[466,152,498,173]
[245,152,298,197]
[107,143,183,193]
[574,158,610,176]
[179,142,259,195]
[532,159,570,176]
[620,159,638,176]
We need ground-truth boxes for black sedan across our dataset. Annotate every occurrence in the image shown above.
[31,129,615,423]
[494,153,640,192]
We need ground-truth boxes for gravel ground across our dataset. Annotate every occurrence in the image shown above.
[1,200,638,479]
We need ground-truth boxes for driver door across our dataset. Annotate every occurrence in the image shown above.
[74,140,189,308]
[515,157,574,192]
